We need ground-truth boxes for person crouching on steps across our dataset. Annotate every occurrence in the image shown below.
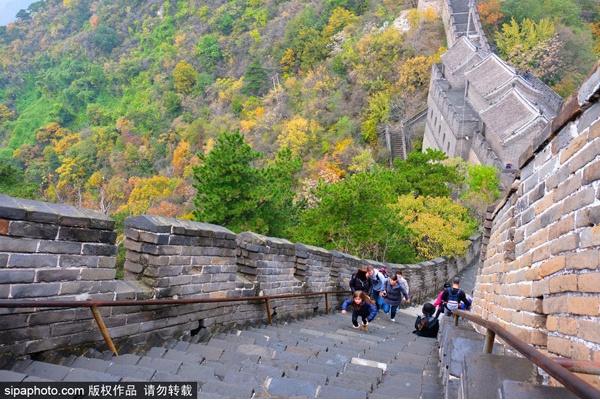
[381,272,409,322]
[341,291,377,331]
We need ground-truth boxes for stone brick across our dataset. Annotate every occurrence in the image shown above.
[36,268,81,282]
[547,335,571,357]
[533,195,554,215]
[539,256,565,277]
[582,158,600,184]
[571,342,591,361]
[97,257,116,269]
[557,317,578,336]
[59,281,97,295]
[543,295,568,313]
[8,221,59,240]
[11,282,61,298]
[59,255,98,268]
[80,268,116,280]
[8,253,58,268]
[579,226,600,248]
[546,166,570,191]
[57,227,116,243]
[540,204,563,228]
[0,285,8,298]
[559,130,588,164]
[532,245,551,263]
[550,234,579,255]
[547,274,578,293]
[82,243,117,256]
[578,273,600,292]
[562,188,595,214]
[566,250,599,269]
[546,315,558,331]
[548,215,574,240]
[553,173,582,203]
[578,320,600,344]
[37,241,82,254]
[0,269,35,284]
[0,219,8,235]
[567,138,600,173]
[0,237,40,253]
[575,206,600,229]
[528,183,545,204]
[567,296,600,316]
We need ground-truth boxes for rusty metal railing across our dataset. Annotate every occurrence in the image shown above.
[453,309,600,399]
[0,290,349,357]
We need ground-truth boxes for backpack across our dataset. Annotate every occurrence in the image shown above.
[445,287,461,314]
[378,267,389,278]
[350,273,369,292]
[414,315,439,338]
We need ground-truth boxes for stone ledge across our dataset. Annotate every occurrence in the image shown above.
[0,195,113,230]
[125,215,235,239]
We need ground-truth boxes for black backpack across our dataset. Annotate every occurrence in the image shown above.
[414,315,439,338]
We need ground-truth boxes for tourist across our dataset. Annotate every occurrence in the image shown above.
[396,270,410,301]
[433,282,451,315]
[341,290,378,331]
[437,277,471,317]
[368,266,388,311]
[380,272,409,322]
[349,267,373,294]
[413,303,439,338]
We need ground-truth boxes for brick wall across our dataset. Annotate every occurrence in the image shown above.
[0,195,481,361]
[473,62,600,388]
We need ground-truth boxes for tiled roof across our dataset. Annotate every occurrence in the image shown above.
[465,54,515,98]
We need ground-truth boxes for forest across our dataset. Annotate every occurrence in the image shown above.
[1,0,594,267]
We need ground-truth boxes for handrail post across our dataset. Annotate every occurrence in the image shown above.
[264,298,272,325]
[90,305,118,356]
[454,313,459,326]
[483,328,495,354]
[325,293,329,314]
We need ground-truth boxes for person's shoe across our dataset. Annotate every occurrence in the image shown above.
[390,318,396,322]
[352,324,359,329]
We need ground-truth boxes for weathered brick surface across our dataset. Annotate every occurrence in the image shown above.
[474,71,600,374]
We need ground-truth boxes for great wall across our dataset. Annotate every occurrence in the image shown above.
[0,0,599,397]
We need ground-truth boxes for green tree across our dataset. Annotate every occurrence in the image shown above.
[193,131,264,232]
[196,34,223,72]
[173,60,197,94]
[91,25,120,54]
[242,58,269,96]
[394,150,462,197]
[291,166,417,262]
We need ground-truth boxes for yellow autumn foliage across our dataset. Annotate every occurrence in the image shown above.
[172,140,191,175]
[119,176,180,215]
[277,116,321,155]
[391,195,477,260]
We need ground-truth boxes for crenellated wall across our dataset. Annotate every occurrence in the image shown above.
[0,194,481,362]
[473,62,600,388]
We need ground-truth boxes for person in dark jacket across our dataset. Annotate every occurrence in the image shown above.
[437,277,471,317]
[341,290,378,331]
[349,268,373,295]
[413,303,439,337]
[381,272,409,322]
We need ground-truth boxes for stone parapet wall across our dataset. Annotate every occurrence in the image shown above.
[0,195,481,361]
[473,63,600,388]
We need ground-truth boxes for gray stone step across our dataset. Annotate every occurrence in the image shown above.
[106,362,156,380]
[17,361,72,381]
[137,356,181,374]
[175,362,216,383]
[62,368,119,382]
[265,376,320,398]
[201,380,254,398]
[284,368,328,385]
[0,370,27,381]
[461,353,539,399]
[187,343,224,361]
[500,380,577,399]
[162,349,204,364]
[71,356,111,373]
[317,385,367,399]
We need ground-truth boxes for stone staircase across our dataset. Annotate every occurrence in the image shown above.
[0,311,444,399]
[438,317,578,399]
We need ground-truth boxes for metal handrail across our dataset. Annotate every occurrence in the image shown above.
[453,309,600,399]
[0,290,350,357]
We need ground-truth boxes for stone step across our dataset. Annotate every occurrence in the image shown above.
[317,384,367,399]
[460,353,539,399]
[265,376,320,398]
[500,380,577,399]
[284,368,328,385]
[201,380,254,398]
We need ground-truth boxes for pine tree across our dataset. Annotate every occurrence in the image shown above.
[242,58,268,96]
